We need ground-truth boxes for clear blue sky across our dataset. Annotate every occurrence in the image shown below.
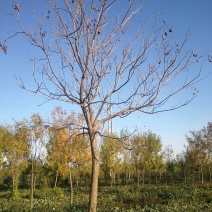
[0,0,212,155]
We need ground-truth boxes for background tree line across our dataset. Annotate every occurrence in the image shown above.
[1,107,212,198]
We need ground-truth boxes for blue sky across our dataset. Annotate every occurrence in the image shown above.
[0,0,212,155]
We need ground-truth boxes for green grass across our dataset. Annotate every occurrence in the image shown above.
[1,184,212,211]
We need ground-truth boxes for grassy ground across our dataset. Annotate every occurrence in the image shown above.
[0,184,212,211]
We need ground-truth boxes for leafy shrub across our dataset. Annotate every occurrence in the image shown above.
[33,187,64,199]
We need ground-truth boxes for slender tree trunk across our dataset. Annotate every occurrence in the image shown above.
[137,168,140,186]
[209,166,212,181]
[110,169,113,187]
[125,167,131,184]
[184,171,187,184]
[200,166,204,184]
[34,175,36,191]
[30,161,34,212]
[76,178,79,188]
[54,170,59,191]
[12,173,15,191]
[76,167,79,187]
[77,165,81,186]
[68,165,73,206]
[88,135,99,212]
[38,171,42,187]
[110,169,115,187]
[142,171,145,185]
[128,172,131,184]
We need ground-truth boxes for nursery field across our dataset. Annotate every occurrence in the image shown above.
[1,184,212,211]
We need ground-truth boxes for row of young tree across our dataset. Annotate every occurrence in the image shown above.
[1,108,212,198]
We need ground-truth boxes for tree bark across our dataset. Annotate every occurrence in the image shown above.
[128,172,131,183]
[209,166,212,181]
[88,135,99,212]
[68,165,73,206]
[110,169,113,187]
[110,169,115,187]
[142,171,145,185]
[136,168,140,186]
[34,175,36,191]
[76,165,80,187]
[54,170,59,191]
[184,170,187,184]
[12,172,15,191]
[200,166,204,184]
[30,160,34,212]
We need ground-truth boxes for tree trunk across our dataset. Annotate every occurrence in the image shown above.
[200,166,204,184]
[12,173,15,191]
[30,161,34,212]
[128,172,131,184]
[54,170,59,191]
[34,175,36,191]
[209,166,212,181]
[77,165,81,187]
[88,135,99,212]
[68,165,73,206]
[38,171,42,187]
[137,169,140,186]
[184,171,187,184]
[110,169,113,187]
[142,171,145,185]
[110,169,115,187]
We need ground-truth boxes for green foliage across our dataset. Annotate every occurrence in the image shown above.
[100,133,122,185]
[11,189,20,199]
[2,118,212,211]
[1,184,212,211]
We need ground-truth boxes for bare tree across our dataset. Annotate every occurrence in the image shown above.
[2,0,204,211]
